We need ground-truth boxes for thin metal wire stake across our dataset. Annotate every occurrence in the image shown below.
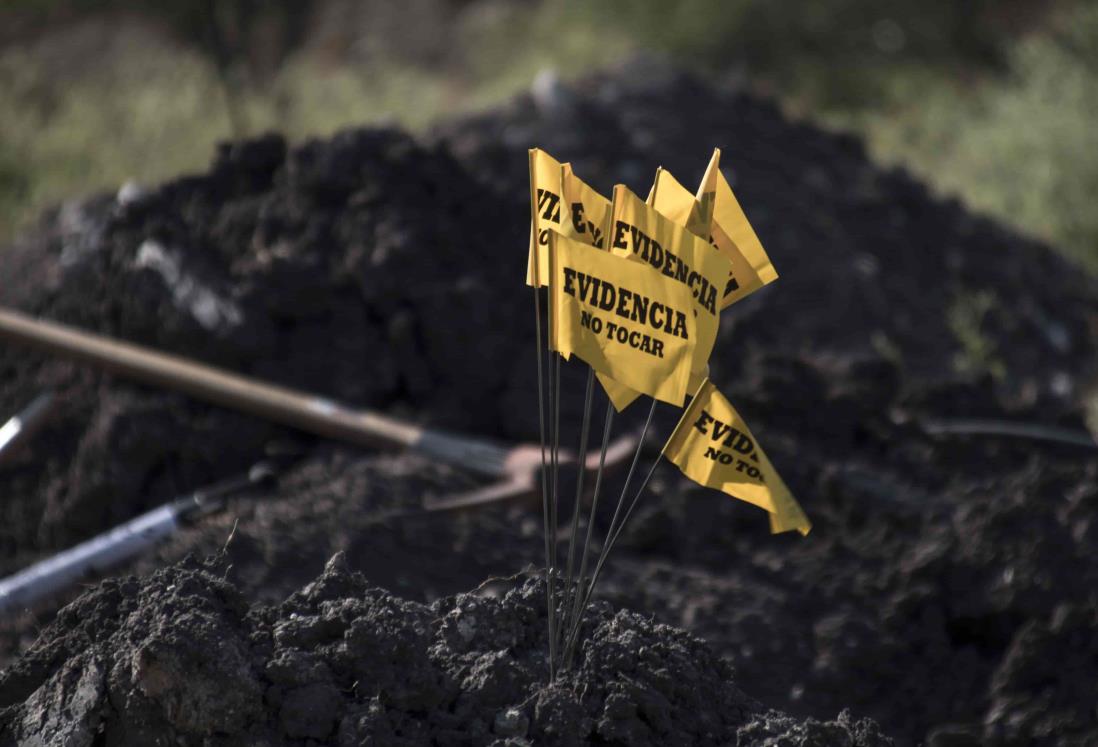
[548,353,563,671]
[563,397,614,670]
[563,455,662,663]
[559,398,656,664]
[596,399,657,571]
[598,457,662,567]
[556,367,595,658]
[532,286,556,680]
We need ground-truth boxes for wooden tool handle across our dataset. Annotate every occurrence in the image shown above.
[0,307,423,453]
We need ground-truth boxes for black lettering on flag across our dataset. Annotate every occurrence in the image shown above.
[693,410,715,434]
[694,408,759,457]
[704,446,734,464]
[563,267,691,341]
[612,220,629,250]
[537,188,561,223]
[578,273,596,303]
[571,202,586,234]
[613,220,717,315]
[563,267,577,296]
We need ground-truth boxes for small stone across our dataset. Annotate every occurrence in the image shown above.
[494,707,529,737]
[116,180,147,207]
[457,615,477,642]
[530,68,574,117]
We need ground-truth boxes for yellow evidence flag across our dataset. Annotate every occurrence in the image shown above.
[560,163,612,251]
[695,149,779,309]
[662,378,811,535]
[526,150,612,287]
[597,184,731,411]
[527,149,564,287]
[595,173,662,410]
[649,166,710,237]
[548,231,696,408]
[555,162,613,362]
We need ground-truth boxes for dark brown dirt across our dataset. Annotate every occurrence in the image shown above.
[1,58,1097,745]
[0,552,893,746]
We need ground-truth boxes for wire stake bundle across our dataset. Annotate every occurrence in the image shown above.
[526,148,812,677]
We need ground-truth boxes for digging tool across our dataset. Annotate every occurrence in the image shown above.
[0,307,637,508]
[0,462,276,616]
[0,391,57,467]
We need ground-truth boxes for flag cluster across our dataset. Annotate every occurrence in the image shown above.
[528,148,810,535]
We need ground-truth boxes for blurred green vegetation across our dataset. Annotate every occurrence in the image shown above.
[0,0,1095,275]
[845,4,1098,272]
[948,289,1006,380]
[554,0,1017,106]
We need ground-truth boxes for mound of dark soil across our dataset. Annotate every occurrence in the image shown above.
[1,58,1097,745]
[0,127,528,569]
[0,553,892,746]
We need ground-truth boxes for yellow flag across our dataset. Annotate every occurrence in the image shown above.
[548,232,696,407]
[649,166,710,237]
[560,163,612,250]
[696,149,778,309]
[527,150,611,287]
[596,184,730,411]
[662,379,811,535]
[527,149,564,287]
[554,162,612,365]
[597,172,663,412]
[597,173,719,410]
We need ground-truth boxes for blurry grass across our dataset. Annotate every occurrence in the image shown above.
[0,7,627,243]
[947,289,1006,380]
[276,4,626,133]
[454,3,630,111]
[0,22,237,235]
[0,0,1096,280]
[843,3,1098,274]
[544,0,1015,108]
[272,62,452,134]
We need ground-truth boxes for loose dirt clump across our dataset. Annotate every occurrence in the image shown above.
[0,553,893,746]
